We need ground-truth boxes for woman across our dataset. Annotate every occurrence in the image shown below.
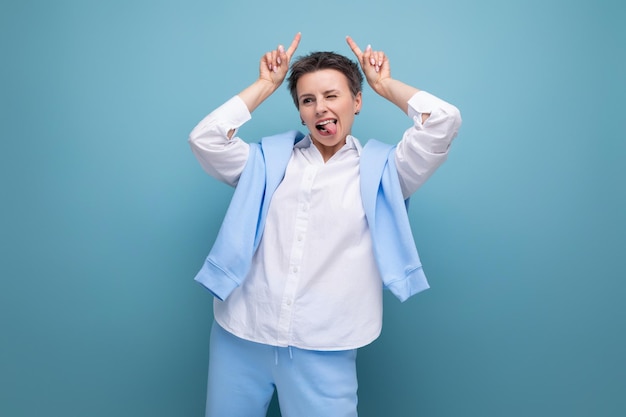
[189,33,461,417]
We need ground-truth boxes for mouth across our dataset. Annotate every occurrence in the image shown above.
[315,119,338,135]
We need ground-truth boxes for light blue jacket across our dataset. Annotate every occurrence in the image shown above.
[194,130,429,302]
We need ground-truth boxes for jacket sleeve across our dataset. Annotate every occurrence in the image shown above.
[361,140,430,302]
[194,144,265,300]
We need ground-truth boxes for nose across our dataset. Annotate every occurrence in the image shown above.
[315,99,327,115]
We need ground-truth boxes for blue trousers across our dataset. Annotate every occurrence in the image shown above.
[205,322,359,417]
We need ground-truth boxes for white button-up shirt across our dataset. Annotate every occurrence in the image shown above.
[189,91,461,350]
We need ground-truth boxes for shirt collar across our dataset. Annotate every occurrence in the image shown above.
[296,134,362,156]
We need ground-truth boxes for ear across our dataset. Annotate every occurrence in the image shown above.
[354,91,363,114]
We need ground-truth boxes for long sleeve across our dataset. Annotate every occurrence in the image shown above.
[394,91,462,198]
[188,96,252,186]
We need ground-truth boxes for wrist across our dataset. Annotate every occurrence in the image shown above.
[371,78,420,113]
[371,77,393,97]
[254,78,279,96]
[239,79,277,113]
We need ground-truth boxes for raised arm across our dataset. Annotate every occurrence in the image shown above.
[188,34,302,185]
[238,33,301,112]
[346,36,462,198]
[218,33,301,140]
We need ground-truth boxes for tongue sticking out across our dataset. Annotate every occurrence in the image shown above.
[320,121,337,136]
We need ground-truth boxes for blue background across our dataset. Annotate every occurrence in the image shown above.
[1,0,624,416]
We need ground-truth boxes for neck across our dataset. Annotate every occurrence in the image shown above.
[311,137,347,162]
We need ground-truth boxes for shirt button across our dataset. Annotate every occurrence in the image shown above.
[297,234,304,241]
[286,299,292,306]
[292,266,299,273]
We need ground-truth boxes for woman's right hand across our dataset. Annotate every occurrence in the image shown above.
[259,32,302,89]
[238,33,301,113]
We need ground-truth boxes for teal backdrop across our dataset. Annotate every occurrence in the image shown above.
[2,0,624,416]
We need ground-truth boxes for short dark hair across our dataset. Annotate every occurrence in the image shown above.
[287,52,363,108]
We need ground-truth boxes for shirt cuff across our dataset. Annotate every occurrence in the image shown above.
[407,91,454,119]
[405,91,461,154]
[219,96,252,127]
[207,95,252,131]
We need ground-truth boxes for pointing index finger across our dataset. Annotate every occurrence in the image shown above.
[346,36,363,60]
[285,32,302,60]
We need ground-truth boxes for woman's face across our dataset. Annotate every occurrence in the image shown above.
[296,69,362,160]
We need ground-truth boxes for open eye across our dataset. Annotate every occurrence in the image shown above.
[301,97,314,105]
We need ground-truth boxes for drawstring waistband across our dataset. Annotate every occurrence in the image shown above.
[274,346,294,365]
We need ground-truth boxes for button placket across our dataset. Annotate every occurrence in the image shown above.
[276,165,318,345]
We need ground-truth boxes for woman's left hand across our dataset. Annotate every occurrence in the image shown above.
[346,36,391,94]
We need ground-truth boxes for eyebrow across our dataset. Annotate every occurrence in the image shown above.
[298,89,341,100]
